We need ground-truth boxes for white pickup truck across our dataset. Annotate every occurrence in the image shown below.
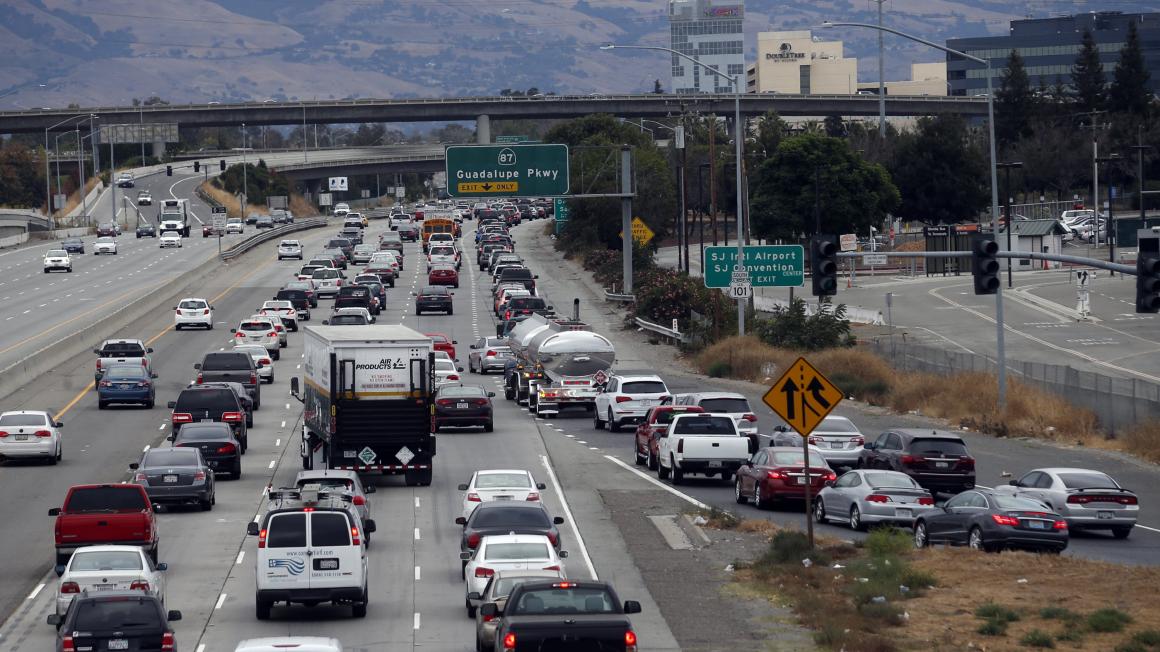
[657,413,753,485]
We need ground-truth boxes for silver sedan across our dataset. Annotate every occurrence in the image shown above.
[995,467,1138,538]
[814,469,937,531]
[467,337,512,374]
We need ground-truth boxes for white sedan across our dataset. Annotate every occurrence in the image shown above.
[260,300,300,332]
[233,344,275,384]
[462,534,566,617]
[0,410,63,463]
[56,545,167,616]
[174,297,214,330]
[159,231,183,248]
[93,236,118,255]
[459,469,547,520]
[434,358,462,388]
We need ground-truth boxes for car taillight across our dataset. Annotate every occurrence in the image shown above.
[161,631,175,652]
[958,456,975,469]
[766,470,784,480]
[267,331,277,337]
[615,396,633,403]
[59,581,80,594]
[222,411,243,423]
[258,528,268,548]
[543,564,561,571]
[133,472,147,483]
[336,279,342,287]
[193,471,206,482]
[129,580,150,592]
[850,436,865,445]
[175,308,181,315]
[485,350,498,357]
[482,613,495,623]
[436,399,453,407]
[502,633,516,651]
[918,496,935,505]
[865,494,890,503]
[526,492,540,501]
[203,309,210,315]
[216,443,236,454]
[808,436,821,445]
[900,455,918,465]
[196,372,203,384]
[250,372,258,385]
[95,359,101,370]
[546,531,558,546]
[448,374,459,381]
[1053,519,1068,530]
[474,566,494,578]
[33,429,53,438]
[137,381,150,387]
[1119,496,1138,505]
[467,533,481,548]
[467,493,481,502]
[0,431,7,438]
[61,636,76,652]
[676,438,684,454]
[351,526,361,546]
[991,514,1020,527]
[352,495,366,506]
[625,630,638,651]
[234,332,245,338]
[742,413,758,422]
[504,310,512,320]
[823,472,837,482]
[258,359,269,367]
[172,413,193,424]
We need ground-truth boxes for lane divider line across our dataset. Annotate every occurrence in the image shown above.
[414,527,420,540]
[25,583,45,601]
[214,593,226,610]
[235,551,245,565]
[414,566,421,582]
[538,454,598,581]
[603,455,711,510]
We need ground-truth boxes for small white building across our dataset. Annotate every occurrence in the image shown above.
[997,219,1067,270]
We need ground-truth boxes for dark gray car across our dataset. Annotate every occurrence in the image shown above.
[130,447,215,510]
[194,352,260,409]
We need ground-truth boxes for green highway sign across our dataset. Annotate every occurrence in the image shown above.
[553,198,570,222]
[496,135,529,143]
[446,144,569,198]
[704,245,805,288]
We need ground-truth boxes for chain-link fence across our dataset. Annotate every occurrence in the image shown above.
[865,338,1160,433]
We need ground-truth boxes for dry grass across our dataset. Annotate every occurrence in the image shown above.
[892,239,926,252]
[1122,421,1160,464]
[197,182,269,219]
[53,177,101,220]
[288,194,319,218]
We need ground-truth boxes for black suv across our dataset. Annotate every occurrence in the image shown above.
[335,285,375,314]
[857,429,976,494]
[194,351,261,407]
[136,222,156,238]
[495,267,538,293]
[49,591,181,652]
[275,289,312,321]
[415,286,453,315]
[168,386,249,442]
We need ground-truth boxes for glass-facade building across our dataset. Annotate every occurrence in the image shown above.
[946,12,1160,96]
[668,0,745,94]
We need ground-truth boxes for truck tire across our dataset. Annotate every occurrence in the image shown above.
[670,457,684,485]
[256,599,272,620]
[657,458,670,480]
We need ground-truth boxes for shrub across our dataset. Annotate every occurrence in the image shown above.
[754,531,831,571]
[858,600,907,626]
[1038,607,1078,621]
[706,360,732,378]
[976,603,1021,622]
[863,529,911,557]
[752,297,855,351]
[1087,608,1132,633]
[1133,630,1160,646]
[977,619,1008,636]
[1115,643,1148,652]
[1020,629,1055,648]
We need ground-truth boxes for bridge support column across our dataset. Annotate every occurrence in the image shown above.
[151,140,165,159]
[476,115,490,144]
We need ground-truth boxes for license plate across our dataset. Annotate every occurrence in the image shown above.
[94,583,117,591]
[708,461,722,468]
[14,435,28,441]
[494,495,513,500]
[895,508,912,518]
[206,461,218,468]
[163,475,178,483]
[316,558,339,570]
[1027,520,1046,529]
[794,476,805,484]
[457,402,469,409]
[108,640,129,650]
[936,462,949,469]
[1098,511,1114,520]
[201,418,214,422]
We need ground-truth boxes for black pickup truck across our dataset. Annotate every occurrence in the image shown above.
[482,580,641,652]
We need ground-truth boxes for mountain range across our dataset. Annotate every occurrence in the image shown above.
[0,0,1153,109]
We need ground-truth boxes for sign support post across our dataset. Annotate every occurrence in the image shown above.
[621,146,633,294]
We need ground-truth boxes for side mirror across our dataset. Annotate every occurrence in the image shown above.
[553,516,565,525]
[458,483,469,491]
[46,614,61,627]
[863,442,876,450]
[365,519,377,534]
[48,507,61,516]
[467,591,482,601]
[452,340,458,344]
[229,329,236,334]
[488,392,496,398]
[480,603,498,618]
[246,522,260,536]
[167,610,182,622]
[364,484,376,494]
[156,562,168,571]
[290,377,301,397]
[559,550,569,558]
[151,373,159,379]
[93,349,101,355]
[172,307,178,310]
[459,551,473,561]
[1008,480,1019,486]
[167,401,177,409]
[547,305,554,310]
[322,320,329,325]
[536,482,547,490]
[129,462,140,470]
[455,516,467,526]
[147,348,154,353]
[747,435,759,455]
[55,564,66,577]
[774,425,788,432]
[457,367,464,372]
[623,600,642,614]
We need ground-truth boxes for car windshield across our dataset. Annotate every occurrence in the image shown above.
[471,506,550,528]
[485,542,550,561]
[70,550,144,572]
[476,473,531,489]
[654,409,697,424]
[863,472,919,489]
[1057,472,1118,490]
[144,448,201,466]
[440,386,485,398]
[431,247,454,255]
[621,381,666,394]
[65,486,148,512]
[179,300,206,309]
[697,397,751,413]
[508,298,546,310]
[0,413,48,426]
[908,438,968,456]
[817,417,859,433]
[101,344,144,357]
[993,494,1050,511]
[671,415,735,435]
[233,346,267,358]
[176,424,231,441]
[72,599,161,630]
[435,360,456,372]
[421,287,449,296]
[280,241,300,247]
[241,321,271,332]
[47,250,67,257]
[511,587,616,615]
[314,270,339,279]
[297,478,353,491]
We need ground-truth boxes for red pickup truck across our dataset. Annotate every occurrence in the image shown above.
[49,484,159,566]
[634,405,705,471]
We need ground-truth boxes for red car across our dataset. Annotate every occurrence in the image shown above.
[426,332,457,360]
[735,447,837,510]
[428,263,459,288]
[634,406,705,470]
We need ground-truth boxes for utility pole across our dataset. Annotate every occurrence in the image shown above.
[874,0,886,137]
[1077,111,1108,245]
[1097,154,1121,275]
[709,120,717,246]
[1131,126,1153,223]
[241,122,248,214]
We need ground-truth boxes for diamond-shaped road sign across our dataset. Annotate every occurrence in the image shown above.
[762,357,844,437]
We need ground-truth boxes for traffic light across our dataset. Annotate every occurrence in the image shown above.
[810,234,838,296]
[194,161,200,173]
[1136,230,1160,313]
[971,234,1000,295]
[220,159,226,171]
[166,165,172,176]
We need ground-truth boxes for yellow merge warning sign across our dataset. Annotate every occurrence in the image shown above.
[762,357,844,437]
[457,181,519,194]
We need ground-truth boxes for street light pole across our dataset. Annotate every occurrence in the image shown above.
[998,161,1022,288]
[43,113,89,217]
[601,43,747,336]
[241,122,248,213]
[821,20,1006,407]
[1096,154,1121,274]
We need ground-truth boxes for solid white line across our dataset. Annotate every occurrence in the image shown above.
[235,551,245,565]
[603,455,711,510]
[1136,524,1160,534]
[268,460,276,469]
[26,583,45,600]
[414,565,421,581]
[142,445,150,452]
[539,454,598,581]
[214,593,227,610]
[158,424,165,431]
[414,612,421,630]
[414,527,421,540]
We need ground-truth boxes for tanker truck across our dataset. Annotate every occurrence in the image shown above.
[504,311,615,419]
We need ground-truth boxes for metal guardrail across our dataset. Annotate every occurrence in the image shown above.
[603,289,636,303]
[634,317,687,344]
[219,218,327,261]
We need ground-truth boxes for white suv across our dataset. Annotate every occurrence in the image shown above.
[232,317,281,359]
[174,297,214,330]
[43,249,72,273]
[226,218,244,234]
[248,488,372,620]
[260,300,300,332]
[671,392,759,436]
[277,240,303,260]
[593,374,670,432]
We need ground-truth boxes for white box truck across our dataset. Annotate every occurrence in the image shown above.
[158,198,191,237]
[291,325,436,486]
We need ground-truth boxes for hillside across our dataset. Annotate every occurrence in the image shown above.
[0,0,1153,107]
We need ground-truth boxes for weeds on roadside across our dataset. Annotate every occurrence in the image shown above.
[1020,629,1056,648]
[1087,607,1132,633]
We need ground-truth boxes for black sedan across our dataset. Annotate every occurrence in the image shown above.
[455,502,565,577]
[415,286,453,315]
[60,238,85,254]
[169,422,243,480]
[913,489,1068,553]
[434,385,494,432]
[136,223,157,238]
[129,446,215,510]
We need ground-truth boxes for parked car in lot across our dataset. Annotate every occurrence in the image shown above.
[0,409,63,464]
[913,489,1069,553]
[54,545,168,617]
[47,592,181,652]
[735,447,837,509]
[168,421,244,479]
[96,364,157,409]
[130,445,216,508]
[995,467,1138,538]
[814,469,935,530]
[593,374,670,432]
[434,384,495,432]
[857,429,976,495]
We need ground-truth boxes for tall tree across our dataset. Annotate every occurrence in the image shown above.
[1108,20,1152,118]
[749,134,899,240]
[823,114,847,138]
[889,115,989,224]
[652,79,664,94]
[995,49,1035,148]
[1071,29,1107,116]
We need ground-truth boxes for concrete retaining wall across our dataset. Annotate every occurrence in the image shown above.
[0,233,29,249]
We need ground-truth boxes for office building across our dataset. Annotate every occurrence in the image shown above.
[946,12,1160,96]
[668,0,746,94]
